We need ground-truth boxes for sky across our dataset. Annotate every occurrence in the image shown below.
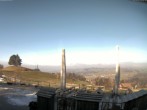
[0,0,147,66]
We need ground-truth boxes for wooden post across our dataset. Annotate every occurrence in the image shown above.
[114,45,120,95]
[60,49,66,90]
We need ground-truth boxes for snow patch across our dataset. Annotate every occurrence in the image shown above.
[0,78,4,82]
[7,95,36,106]
[6,88,37,106]
[0,87,10,90]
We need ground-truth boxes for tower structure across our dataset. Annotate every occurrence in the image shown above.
[60,49,66,90]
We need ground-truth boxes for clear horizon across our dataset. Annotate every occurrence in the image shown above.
[1,46,147,66]
[0,0,147,65]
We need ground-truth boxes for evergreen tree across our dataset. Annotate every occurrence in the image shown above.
[8,54,22,66]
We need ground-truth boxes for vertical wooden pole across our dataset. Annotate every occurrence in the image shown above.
[61,49,66,90]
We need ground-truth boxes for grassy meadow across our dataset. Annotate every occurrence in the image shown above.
[0,66,89,88]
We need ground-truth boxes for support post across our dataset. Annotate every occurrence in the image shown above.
[114,45,120,95]
[60,49,66,90]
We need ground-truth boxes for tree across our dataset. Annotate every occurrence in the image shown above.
[8,54,22,66]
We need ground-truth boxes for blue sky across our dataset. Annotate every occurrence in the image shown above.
[0,0,147,65]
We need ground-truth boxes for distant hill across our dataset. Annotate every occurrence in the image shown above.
[2,66,33,72]
[1,60,147,73]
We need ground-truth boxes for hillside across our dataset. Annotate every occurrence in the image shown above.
[2,66,33,72]
[1,63,147,89]
[0,66,88,88]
